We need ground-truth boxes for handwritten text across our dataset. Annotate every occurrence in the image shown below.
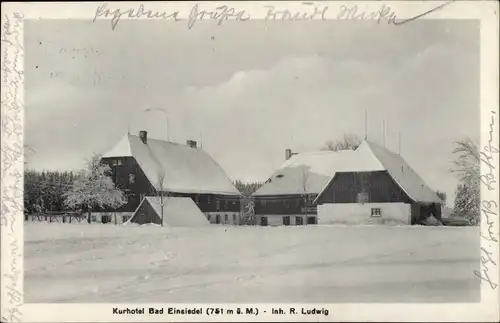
[264,2,328,21]
[93,3,181,30]
[187,4,250,29]
[476,109,499,290]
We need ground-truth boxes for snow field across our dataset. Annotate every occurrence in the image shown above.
[24,223,481,303]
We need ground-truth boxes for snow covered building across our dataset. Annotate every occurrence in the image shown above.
[126,196,211,227]
[314,140,443,225]
[252,149,344,226]
[100,131,241,224]
[253,140,443,226]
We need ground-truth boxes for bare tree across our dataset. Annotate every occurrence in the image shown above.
[63,154,126,223]
[300,165,310,224]
[157,167,167,227]
[451,138,480,186]
[322,133,362,151]
[450,138,480,225]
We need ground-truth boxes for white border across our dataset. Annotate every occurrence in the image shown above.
[1,1,498,322]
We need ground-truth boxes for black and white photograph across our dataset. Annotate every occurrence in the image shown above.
[1,1,499,322]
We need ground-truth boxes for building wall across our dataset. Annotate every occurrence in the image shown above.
[316,171,413,205]
[172,193,241,213]
[254,194,317,215]
[204,211,240,225]
[101,156,241,214]
[100,157,154,213]
[317,203,411,225]
[255,214,318,226]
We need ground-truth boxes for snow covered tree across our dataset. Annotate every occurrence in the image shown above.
[233,180,263,197]
[63,154,126,224]
[453,184,477,225]
[241,199,256,225]
[436,190,447,203]
[450,139,480,225]
[322,133,361,151]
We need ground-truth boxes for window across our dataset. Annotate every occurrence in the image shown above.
[215,214,221,224]
[233,214,236,224]
[91,215,97,222]
[195,196,200,205]
[207,214,211,221]
[371,208,382,217]
[224,214,228,223]
[207,196,211,204]
[296,216,303,226]
[224,200,228,210]
[260,216,268,226]
[129,174,135,184]
[307,216,317,225]
[117,159,123,166]
[216,199,220,210]
[283,216,290,226]
[111,160,118,166]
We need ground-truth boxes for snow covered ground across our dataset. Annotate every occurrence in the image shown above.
[24,222,481,303]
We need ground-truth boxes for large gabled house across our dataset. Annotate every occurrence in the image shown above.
[314,140,443,225]
[98,130,241,224]
[252,140,443,226]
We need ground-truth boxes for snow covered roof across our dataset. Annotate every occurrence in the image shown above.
[362,140,442,204]
[253,145,384,196]
[101,134,132,158]
[127,196,210,227]
[102,134,241,196]
[254,140,442,204]
[313,140,442,204]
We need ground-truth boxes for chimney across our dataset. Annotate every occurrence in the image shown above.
[285,148,292,160]
[186,140,197,149]
[139,130,148,144]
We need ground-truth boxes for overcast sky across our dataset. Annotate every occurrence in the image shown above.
[24,19,479,204]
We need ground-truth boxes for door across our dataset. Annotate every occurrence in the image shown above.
[283,216,290,226]
[215,214,221,224]
[260,216,268,226]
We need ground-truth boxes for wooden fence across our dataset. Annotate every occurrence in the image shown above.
[26,211,86,223]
